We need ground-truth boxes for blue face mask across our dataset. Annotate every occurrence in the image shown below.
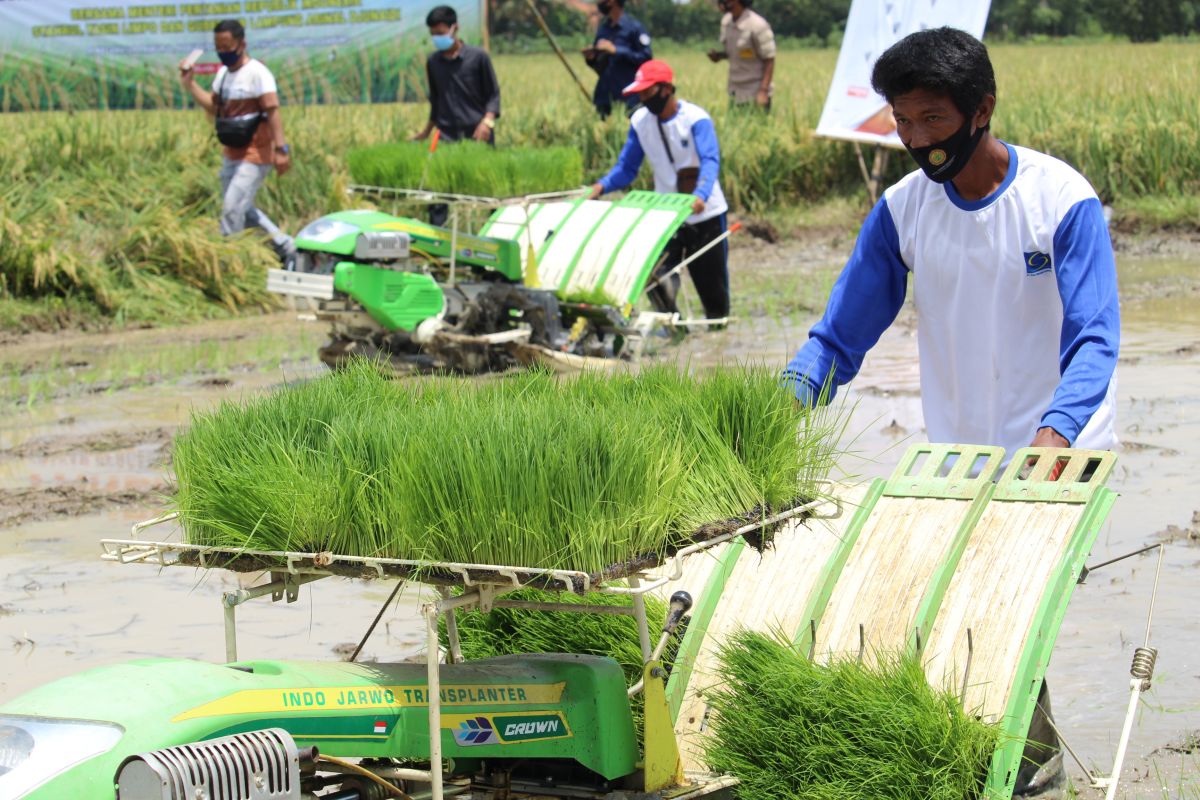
[431,32,455,51]
[217,49,241,68]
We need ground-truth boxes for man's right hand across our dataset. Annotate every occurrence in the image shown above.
[410,129,430,142]
[706,49,725,63]
[588,183,604,200]
[178,61,195,85]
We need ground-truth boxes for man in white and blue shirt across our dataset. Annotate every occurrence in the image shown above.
[588,59,731,319]
[785,27,1120,796]
[786,27,1118,459]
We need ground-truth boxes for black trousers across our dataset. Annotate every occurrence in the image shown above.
[647,213,730,319]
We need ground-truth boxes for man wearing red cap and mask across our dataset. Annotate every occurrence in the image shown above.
[588,60,730,321]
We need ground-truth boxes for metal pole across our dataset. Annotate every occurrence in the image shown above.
[223,594,238,663]
[425,602,444,800]
[523,0,593,103]
[628,575,653,663]
[1105,681,1143,800]
[868,145,889,205]
[643,222,741,293]
[449,204,459,287]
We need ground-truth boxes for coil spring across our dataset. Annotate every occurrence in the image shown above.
[1130,646,1157,685]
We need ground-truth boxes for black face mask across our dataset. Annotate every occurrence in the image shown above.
[905,115,987,184]
[643,88,670,116]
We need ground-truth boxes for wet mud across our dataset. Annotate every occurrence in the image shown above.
[0,241,1197,797]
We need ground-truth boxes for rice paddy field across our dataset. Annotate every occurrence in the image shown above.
[1,41,1198,329]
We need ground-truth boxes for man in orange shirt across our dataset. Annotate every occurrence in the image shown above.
[179,20,294,265]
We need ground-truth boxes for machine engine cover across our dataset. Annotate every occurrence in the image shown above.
[333,263,446,332]
[115,728,301,800]
[354,231,410,262]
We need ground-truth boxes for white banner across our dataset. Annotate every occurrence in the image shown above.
[816,0,991,148]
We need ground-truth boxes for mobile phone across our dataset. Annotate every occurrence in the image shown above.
[182,48,203,69]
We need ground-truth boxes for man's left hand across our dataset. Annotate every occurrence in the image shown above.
[274,150,291,176]
[691,196,706,215]
[1030,427,1068,448]
[472,121,492,142]
[755,88,770,107]
[595,39,616,54]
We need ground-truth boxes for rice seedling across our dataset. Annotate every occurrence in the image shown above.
[172,361,842,575]
[703,630,1002,800]
[346,141,584,197]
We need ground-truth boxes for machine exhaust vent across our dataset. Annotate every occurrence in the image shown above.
[115,727,304,800]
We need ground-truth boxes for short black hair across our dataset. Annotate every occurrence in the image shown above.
[426,5,457,27]
[871,27,996,120]
[213,19,245,40]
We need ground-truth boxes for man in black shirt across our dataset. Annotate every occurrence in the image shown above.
[413,5,500,145]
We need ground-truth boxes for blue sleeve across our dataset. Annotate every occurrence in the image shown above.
[691,118,720,201]
[599,126,644,193]
[782,197,908,405]
[613,21,652,64]
[1040,197,1120,443]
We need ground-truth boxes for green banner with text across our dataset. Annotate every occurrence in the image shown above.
[0,0,482,110]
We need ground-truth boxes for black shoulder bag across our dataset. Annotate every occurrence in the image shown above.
[214,73,265,148]
[656,118,699,195]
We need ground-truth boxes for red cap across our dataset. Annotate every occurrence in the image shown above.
[622,60,674,95]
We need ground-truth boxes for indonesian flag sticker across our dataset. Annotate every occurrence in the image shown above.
[374,720,388,734]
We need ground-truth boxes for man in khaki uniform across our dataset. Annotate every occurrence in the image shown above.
[707,0,775,109]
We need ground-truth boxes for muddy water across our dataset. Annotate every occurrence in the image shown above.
[1,252,1198,792]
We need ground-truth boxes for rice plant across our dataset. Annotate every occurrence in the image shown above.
[172,361,842,575]
[703,630,1002,800]
[3,43,1197,326]
[346,141,584,197]
[442,588,671,733]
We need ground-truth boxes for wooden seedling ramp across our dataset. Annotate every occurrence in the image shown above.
[480,191,694,304]
[921,447,1117,798]
[803,444,1005,664]
[663,484,871,771]
[660,443,1117,797]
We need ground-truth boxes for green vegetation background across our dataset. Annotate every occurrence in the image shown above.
[2,43,1198,329]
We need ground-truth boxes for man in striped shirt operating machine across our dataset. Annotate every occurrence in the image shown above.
[785,26,1120,796]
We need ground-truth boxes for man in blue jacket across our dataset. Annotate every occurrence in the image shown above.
[582,0,652,119]
[588,60,730,320]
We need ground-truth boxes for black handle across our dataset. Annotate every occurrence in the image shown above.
[662,590,693,635]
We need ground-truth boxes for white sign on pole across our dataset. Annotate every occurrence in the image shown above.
[816,0,992,148]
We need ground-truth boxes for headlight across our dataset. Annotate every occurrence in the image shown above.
[0,715,124,797]
[295,218,360,244]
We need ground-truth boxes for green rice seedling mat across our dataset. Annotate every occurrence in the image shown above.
[169,362,842,585]
[479,190,695,305]
[346,141,584,199]
[663,442,1117,799]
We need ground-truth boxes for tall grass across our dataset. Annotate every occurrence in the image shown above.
[347,141,584,196]
[172,361,842,574]
[2,43,1197,325]
[703,630,1001,800]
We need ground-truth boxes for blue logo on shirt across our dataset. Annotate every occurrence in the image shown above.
[1024,251,1052,276]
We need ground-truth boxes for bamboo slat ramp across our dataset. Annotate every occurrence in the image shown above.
[662,483,869,772]
[662,443,1118,799]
